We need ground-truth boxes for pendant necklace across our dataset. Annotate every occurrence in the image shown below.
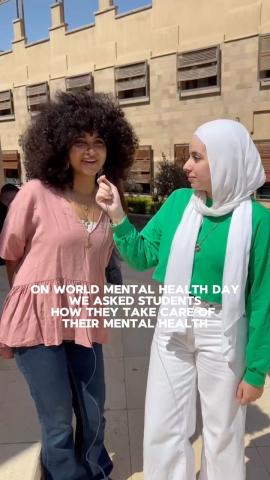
[195,223,220,252]
[78,198,96,249]
[66,189,97,248]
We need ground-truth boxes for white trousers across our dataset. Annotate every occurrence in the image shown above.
[143,306,247,480]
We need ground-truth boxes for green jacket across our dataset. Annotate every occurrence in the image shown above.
[113,188,270,387]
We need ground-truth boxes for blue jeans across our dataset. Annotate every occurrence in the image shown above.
[13,342,113,480]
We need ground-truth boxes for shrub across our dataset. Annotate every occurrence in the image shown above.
[154,153,189,199]
[126,196,154,214]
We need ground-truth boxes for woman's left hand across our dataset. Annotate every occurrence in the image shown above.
[236,380,264,405]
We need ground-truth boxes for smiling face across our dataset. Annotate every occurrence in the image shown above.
[183,135,212,197]
[68,131,107,179]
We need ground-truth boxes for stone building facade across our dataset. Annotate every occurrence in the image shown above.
[0,0,269,205]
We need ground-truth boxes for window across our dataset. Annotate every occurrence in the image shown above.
[174,144,190,169]
[0,90,14,118]
[115,61,149,104]
[26,83,49,113]
[2,150,21,186]
[257,182,270,200]
[255,141,270,200]
[258,34,270,85]
[177,46,221,97]
[127,146,153,194]
[66,73,93,92]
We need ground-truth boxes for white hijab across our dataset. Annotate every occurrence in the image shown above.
[159,119,266,359]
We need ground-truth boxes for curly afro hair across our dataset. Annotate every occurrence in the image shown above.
[23,90,138,189]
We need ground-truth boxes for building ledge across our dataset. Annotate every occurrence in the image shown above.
[180,86,221,99]
[0,115,15,122]
[12,38,26,45]
[25,38,50,48]
[260,79,270,88]
[49,23,67,33]
[115,5,152,19]
[118,96,150,107]
[65,23,95,36]
[256,196,270,201]
[0,49,13,56]
[94,6,116,17]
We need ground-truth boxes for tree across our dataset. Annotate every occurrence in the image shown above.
[123,178,143,194]
[154,153,189,199]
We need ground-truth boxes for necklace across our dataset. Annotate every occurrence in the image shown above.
[195,223,220,252]
[65,189,97,239]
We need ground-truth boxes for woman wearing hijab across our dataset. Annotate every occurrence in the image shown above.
[95,119,270,480]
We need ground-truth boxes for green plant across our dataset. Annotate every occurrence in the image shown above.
[123,178,143,194]
[154,153,189,199]
[126,197,147,214]
[126,196,154,214]
[150,199,164,214]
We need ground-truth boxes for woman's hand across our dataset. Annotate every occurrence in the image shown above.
[236,380,264,405]
[0,346,14,359]
[96,175,125,224]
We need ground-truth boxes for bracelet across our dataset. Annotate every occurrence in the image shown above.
[110,215,127,227]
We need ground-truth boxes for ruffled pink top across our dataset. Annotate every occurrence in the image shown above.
[0,179,113,348]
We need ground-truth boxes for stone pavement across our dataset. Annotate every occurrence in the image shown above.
[0,263,270,479]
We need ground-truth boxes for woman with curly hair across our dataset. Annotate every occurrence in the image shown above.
[0,90,138,480]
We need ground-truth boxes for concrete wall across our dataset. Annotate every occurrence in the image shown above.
[0,0,269,197]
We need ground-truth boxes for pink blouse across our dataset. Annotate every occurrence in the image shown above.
[0,179,113,348]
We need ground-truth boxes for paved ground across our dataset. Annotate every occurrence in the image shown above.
[0,263,270,479]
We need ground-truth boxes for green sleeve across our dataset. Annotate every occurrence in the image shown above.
[243,209,270,388]
[113,192,174,271]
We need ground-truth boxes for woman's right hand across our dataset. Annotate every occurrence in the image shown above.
[96,175,126,224]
